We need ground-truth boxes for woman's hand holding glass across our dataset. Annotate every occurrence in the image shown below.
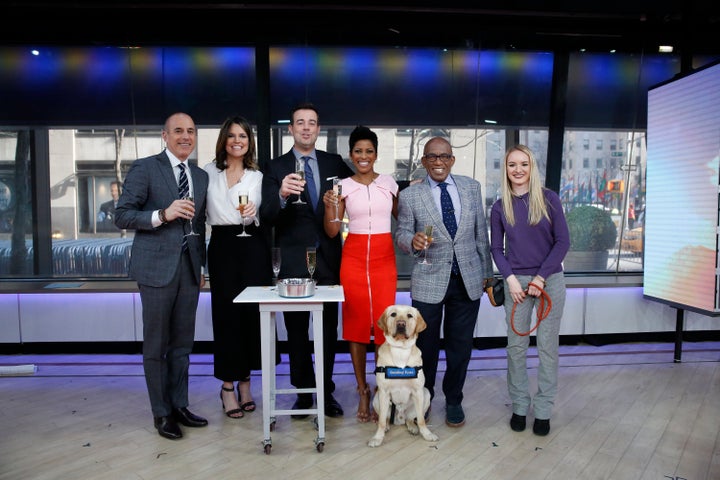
[236,192,251,237]
[330,177,343,222]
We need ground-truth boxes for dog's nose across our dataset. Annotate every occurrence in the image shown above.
[396,320,407,335]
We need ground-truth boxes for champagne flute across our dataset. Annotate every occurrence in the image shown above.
[236,192,251,237]
[306,247,317,282]
[330,177,343,222]
[183,195,199,236]
[293,157,307,204]
[271,247,281,284]
[418,225,433,265]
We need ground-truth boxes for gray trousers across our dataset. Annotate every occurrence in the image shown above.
[138,253,199,418]
[503,272,565,420]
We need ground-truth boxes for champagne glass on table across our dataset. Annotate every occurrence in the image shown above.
[183,195,199,236]
[306,247,317,283]
[271,247,281,284]
[330,177,343,223]
[417,224,433,265]
[293,157,307,205]
[236,191,251,237]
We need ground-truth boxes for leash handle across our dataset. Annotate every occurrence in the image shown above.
[510,281,552,337]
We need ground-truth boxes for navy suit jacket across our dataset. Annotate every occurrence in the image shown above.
[261,149,353,282]
[115,151,209,286]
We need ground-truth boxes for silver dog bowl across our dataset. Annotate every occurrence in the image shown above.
[277,278,315,298]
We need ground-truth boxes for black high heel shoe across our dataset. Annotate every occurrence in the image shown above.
[221,385,244,418]
[237,377,256,412]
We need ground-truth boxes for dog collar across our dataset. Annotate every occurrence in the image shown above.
[375,366,422,379]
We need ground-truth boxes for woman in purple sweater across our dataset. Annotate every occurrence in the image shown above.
[490,145,570,437]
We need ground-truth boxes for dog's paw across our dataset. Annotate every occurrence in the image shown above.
[420,428,439,442]
[407,421,420,435]
[368,435,384,448]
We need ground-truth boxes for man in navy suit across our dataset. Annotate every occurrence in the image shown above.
[115,112,210,440]
[395,136,494,428]
[97,180,121,231]
[261,102,353,418]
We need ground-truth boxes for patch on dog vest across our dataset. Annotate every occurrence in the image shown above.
[375,366,422,379]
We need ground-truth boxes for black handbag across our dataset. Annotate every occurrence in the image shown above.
[485,277,505,307]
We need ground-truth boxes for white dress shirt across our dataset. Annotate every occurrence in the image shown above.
[203,163,262,226]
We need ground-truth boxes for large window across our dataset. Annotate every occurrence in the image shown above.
[0,45,700,279]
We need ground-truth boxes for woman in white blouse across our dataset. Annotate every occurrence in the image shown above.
[204,116,271,419]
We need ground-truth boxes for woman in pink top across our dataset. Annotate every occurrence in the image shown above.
[323,125,398,422]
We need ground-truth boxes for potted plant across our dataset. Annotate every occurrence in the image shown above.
[564,205,617,271]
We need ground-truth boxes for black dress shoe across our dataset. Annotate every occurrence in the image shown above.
[324,394,344,418]
[533,418,550,436]
[154,415,182,440]
[510,413,526,432]
[291,393,314,419]
[172,407,208,427]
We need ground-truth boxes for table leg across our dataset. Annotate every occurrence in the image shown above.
[260,310,273,450]
[312,308,325,448]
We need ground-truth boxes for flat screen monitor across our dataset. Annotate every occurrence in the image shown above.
[644,60,720,315]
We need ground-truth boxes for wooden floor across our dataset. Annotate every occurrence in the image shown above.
[1,341,719,480]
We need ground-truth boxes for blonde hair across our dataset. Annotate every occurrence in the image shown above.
[500,145,550,226]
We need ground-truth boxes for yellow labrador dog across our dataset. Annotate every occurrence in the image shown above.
[368,305,438,447]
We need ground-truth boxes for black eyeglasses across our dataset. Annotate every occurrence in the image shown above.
[423,153,453,162]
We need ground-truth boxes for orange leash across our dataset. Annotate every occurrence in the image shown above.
[510,282,552,337]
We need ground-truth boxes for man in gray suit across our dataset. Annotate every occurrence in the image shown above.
[395,136,493,428]
[115,112,210,440]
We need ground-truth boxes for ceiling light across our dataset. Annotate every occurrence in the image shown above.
[658,45,674,53]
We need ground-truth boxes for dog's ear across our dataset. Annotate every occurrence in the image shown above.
[377,306,390,333]
[413,308,427,333]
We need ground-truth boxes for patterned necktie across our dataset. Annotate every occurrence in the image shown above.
[178,163,189,199]
[303,156,318,209]
[439,182,459,275]
[178,163,189,251]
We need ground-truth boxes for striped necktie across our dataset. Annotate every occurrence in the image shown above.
[178,163,189,251]
[178,163,189,200]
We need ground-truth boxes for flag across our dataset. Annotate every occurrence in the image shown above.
[598,170,607,202]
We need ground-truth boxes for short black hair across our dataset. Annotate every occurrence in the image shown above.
[290,102,319,123]
[349,125,378,152]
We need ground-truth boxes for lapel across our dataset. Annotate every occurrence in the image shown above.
[156,152,179,199]
[420,180,447,239]
[454,177,469,234]
[188,163,206,201]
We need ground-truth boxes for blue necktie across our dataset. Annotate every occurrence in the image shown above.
[178,163,189,251]
[303,156,318,209]
[439,182,459,275]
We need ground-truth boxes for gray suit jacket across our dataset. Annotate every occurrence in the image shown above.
[395,175,493,303]
[114,151,209,287]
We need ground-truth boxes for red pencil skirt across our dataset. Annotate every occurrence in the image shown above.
[340,233,397,345]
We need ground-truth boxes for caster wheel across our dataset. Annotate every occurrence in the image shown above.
[264,444,272,455]
[270,421,276,432]
[316,442,324,453]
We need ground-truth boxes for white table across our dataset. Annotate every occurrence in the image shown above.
[233,285,345,454]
